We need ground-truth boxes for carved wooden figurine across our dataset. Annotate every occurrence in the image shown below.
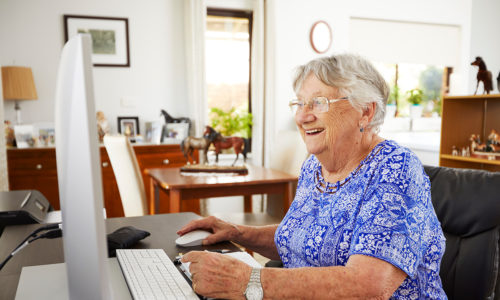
[471,57,493,95]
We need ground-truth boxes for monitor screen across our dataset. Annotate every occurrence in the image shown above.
[54,34,111,299]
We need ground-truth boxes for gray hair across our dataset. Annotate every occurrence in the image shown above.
[292,54,389,132]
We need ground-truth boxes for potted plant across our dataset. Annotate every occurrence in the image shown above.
[209,107,253,138]
[407,88,424,119]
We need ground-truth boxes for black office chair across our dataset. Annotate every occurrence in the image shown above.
[266,166,500,299]
[424,165,500,300]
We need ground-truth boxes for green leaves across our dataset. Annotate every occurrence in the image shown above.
[209,107,253,138]
[406,88,424,105]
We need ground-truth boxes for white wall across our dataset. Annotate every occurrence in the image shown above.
[0,0,188,133]
[264,0,500,165]
[469,0,500,93]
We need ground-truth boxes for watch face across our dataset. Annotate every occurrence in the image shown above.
[246,284,263,300]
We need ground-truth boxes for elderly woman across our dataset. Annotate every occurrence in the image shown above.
[180,54,446,299]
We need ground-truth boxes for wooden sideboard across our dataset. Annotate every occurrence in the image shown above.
[7,144,199,217]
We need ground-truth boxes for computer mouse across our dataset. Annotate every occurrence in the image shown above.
[175,230,212,247]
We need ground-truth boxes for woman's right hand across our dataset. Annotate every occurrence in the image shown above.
[176,216,242,245]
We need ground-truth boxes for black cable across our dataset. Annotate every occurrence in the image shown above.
[0,223,62,271]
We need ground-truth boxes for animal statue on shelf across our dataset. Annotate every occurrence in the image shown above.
[497,71,500,93]
[180,126,219,165]
[160,109,192,134]
[203,126,250,166]
[470,134,488,152]
[470,56,493,95]
[488,129,500,146]
[470,133,500,153]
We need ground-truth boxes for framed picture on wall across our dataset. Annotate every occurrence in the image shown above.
[63,15,130,67]
[117,116,139,137]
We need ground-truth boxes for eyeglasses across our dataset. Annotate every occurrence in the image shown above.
[289,96,349,114]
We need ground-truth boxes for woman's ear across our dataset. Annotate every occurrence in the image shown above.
[360,102,376,124]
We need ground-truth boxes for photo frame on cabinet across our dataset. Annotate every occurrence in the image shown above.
[165,123,189,141]
[64,14,130,67]
[117,116,139,137]
[13,125,35,149]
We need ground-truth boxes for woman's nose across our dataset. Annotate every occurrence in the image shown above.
[295,107,316,124]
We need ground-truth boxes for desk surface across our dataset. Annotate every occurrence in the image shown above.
[0,213,238,300]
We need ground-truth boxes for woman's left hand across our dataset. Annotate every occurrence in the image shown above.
[181,251,252,299]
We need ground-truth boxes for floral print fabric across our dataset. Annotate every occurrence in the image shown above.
[275,140,447,299]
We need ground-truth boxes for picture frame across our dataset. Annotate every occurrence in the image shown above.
[117,116,139,137]
[33,122,56,147]
[64,14,130,67]
[165,123,189,141]
[13,125,35,149]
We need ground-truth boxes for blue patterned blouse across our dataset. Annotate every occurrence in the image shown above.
[274,140,447,299]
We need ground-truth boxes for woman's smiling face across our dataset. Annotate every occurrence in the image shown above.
[295,74,362,158]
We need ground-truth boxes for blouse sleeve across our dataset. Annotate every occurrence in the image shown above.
[348,150,432,278]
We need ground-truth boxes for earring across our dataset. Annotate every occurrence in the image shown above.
[359,123,365,132]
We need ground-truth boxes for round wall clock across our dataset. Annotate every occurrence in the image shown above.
[310,20,332,54]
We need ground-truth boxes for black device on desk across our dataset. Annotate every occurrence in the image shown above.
[0,190,51,227]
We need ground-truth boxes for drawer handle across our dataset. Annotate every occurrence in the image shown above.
[102,162,109,167]
[162,159,170,165]
[36,164,42,170]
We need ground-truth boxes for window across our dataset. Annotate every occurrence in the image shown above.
[374,62,447,118]
[205,9,253,139]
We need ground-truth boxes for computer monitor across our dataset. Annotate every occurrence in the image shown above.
[54,34,111,299]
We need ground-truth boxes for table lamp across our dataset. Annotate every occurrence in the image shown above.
[1,66,38,124]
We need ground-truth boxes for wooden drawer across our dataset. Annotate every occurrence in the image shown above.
[138,152,186,168]
[6,144,193,217]
[7,148,57,175]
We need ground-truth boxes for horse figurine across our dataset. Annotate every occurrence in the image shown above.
[471,57,493,95]
[180,126,219,164]
[160,109,192,134]
[203,126,250,166]
[470,134,486,152]
[488,129,500,146]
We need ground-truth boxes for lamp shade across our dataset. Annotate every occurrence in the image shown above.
[1,66,38,101]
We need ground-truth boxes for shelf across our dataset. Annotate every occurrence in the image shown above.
[444,94,500,100]
[439,94,500,171]
[440,154,500,166]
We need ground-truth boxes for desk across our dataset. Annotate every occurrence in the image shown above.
[0,213,238,300]
[146,165,297,215]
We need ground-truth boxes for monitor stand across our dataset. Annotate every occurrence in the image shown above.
[15,258,131,300]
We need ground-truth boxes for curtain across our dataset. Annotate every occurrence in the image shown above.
[250,0,265,167]
[184,0,208,137]
[0,91,8,191]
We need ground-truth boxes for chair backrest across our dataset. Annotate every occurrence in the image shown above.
[103,135,147,217]
[266,130,309,218]
[424,165,500,300]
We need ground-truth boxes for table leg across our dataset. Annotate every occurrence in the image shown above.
[244,195,252,213]
[149,178,159,215]
[169,189,181,213]
[283,181,293,213]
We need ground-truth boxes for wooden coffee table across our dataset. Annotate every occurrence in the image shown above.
[145,165,297,214]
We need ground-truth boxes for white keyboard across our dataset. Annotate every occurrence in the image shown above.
[116,249,199,300]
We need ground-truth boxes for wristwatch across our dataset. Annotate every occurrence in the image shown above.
[244,267,263,300]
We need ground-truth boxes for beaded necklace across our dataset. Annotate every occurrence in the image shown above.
[314,141,385,194]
